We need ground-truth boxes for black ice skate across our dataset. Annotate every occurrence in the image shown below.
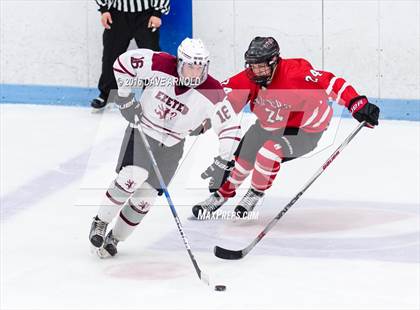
[192,192,227,218]
[99,230,120,258]
[234,188,264,218]
[89,216,108,247]
[90,97,107,112]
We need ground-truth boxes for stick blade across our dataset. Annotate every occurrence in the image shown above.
[214,246,244,260]
[200,271,210,286]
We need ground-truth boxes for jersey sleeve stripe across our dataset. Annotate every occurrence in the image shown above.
[219,136,241,141]
[117,57,136,77]
[312,105,332,128]
[335,81,350,103]
[326,76,338,95]
[218,126,241,137]
[302,107,319,127]
[113,67,128,75]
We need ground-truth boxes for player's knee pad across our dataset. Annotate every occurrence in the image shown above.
[115,165,149,194]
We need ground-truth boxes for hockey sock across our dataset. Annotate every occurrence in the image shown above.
[112,182,157,241]
[251,140,283,192]
[218,157,252,198]
[97,165,148,223]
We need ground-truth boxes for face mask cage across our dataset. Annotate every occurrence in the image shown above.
[177,59,209,88]
[245,55,279,86]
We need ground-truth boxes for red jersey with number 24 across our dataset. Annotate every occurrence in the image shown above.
[223,58,361,132]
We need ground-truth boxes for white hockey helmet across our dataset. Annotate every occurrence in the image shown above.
[177,38,210,87]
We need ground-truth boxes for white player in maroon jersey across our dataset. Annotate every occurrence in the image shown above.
[192,36,380,218]
[89,38,241,257]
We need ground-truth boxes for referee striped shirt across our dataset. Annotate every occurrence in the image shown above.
[95,0,170,17]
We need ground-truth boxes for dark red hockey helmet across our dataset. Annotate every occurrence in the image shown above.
[244,36,280,86]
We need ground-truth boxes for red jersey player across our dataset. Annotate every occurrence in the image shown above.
[192,36,380,218]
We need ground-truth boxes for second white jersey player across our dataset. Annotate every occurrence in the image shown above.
[89,38,241,258]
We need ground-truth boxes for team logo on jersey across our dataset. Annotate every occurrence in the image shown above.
[255,97,292,123]
[254,97,291,111]
[154,91,189,120]
[155,104,178,120]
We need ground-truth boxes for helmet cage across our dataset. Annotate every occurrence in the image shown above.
[245,55,279,86]
[177,38,210,88]
[244,36,280,86]
[177,58,209,88]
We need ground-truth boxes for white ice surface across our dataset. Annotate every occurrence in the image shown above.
[1,104,419,310]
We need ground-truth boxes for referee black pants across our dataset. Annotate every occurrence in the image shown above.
[98,9,160,101]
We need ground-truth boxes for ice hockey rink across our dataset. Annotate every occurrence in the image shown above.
[1,104,419,310]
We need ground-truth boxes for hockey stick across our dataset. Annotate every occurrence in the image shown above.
[134,121,211,287]
[214,121,367,260]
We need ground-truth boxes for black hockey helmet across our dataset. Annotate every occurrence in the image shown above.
[244,36,280,86]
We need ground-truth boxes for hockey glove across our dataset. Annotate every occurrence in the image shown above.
[348,96,380,128]
[201,156,235,192]
[189,118,212,136]
[115,93,142,124]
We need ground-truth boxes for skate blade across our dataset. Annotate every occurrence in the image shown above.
[91,103,117,114]
[91,107,107,114]
[96,247,112,259]
[89,244,111,259]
